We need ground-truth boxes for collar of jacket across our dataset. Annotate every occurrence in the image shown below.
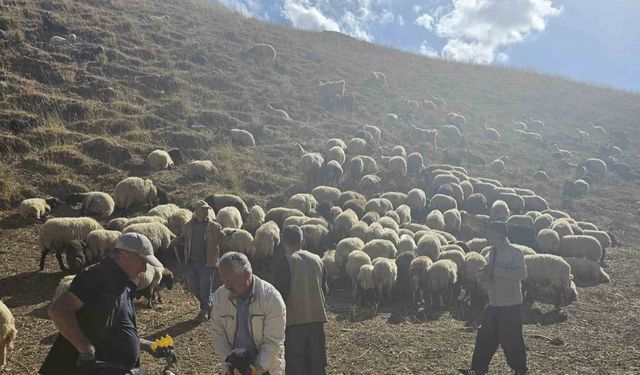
[228,275,257,307]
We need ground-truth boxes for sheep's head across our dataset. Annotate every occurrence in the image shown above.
[225,348,253,375]
[45,196,61,209]
[564,278,578,305]
[66,240,87,274]
[161,269,174,291]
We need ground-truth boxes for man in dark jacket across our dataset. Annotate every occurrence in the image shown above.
[40,233,166,375]
[459,221,528,375]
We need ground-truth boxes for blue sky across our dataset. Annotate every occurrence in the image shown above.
[215,0,640,92]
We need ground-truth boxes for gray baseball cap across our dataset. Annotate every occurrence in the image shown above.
[115,233,163,267]
[193,200,211,210]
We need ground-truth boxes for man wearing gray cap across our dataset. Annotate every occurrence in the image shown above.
[40,232,166,375]
[183,200,224,322]
[459,221,528,375]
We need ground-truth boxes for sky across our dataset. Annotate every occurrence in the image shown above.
[214,0,640,93]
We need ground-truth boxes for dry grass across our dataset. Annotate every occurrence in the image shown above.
[1,0,640,374]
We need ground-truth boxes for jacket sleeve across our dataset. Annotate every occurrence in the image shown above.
[210,291,232,363]
[493,248,527,281]
[254,287,286,371]
[271,254,291,301]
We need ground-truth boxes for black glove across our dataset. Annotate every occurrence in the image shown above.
[76,351,96,375]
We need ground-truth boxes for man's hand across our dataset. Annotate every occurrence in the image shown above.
[75,349,96,375]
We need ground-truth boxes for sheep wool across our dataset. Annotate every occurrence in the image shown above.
[346,250,371,293]
[246,205,266,234]
[416,233,442,262]
[148,203,181,221]
[362,239,397,260]
[123,222,175,253]
[113,177,158,211]
[559,235,602,262]
[85,229,121,264]
[0,300,17,369]
[147,149,174,170]
[563,257,610,284]
[18,198,50,220]
[253,221,280,258]
[335,237,366,269]
[217,206,243,229]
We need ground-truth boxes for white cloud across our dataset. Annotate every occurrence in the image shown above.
[496,52,509,63]
[379,9,395,25]
[435,0,562,64]
[414,13,435,31]
[412,5,423,13]
[397,14,405,26]
[282,0,341,32]
[418,40,439,58]
[341,11,373,41]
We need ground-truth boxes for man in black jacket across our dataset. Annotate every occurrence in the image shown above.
[40,233,166,375]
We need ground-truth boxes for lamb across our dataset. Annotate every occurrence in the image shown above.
[523,254,578,312]
[85,229,121,265]
[243,43,277,63]
[246,205,266,234]
[326,146,346,165]
[362,239,397,260]
[230,129,256,146]
[185,160,217,180]
[0,301,16,370]
[562,257,610,285]
[148,203,182,221]
[39,217,103,271]
[311,186,341,205]
[134,265,174,308]
[427,259,458,308]
[490,200,510,220]
[167,208,193,236]
[123,222,175,254]
[416,234,441,262]
[410,125,438,151]
[429,194,457,212]
[559,235,602,262]
[253,221,280,261]
[300,224,330,253]
[147,149,174,170]
[113,177,160,213]
[217,206,243,229]
[371,257,397,304]
[18,197,58,220]
[537,228,560,254]
[426,210,446,231]
[356,264,375,303]
[204,194,249,221]
[443,209,462,235]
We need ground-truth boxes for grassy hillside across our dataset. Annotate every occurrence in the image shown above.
[1,0,640,374]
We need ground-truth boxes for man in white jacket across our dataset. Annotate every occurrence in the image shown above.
[211,252,286,375]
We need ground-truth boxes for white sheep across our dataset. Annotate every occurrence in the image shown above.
[406,188,427,211]
[447,112,466,128]
[147,149,174,170]
[395,205,411,225]
[562,257,610,284]
[461,252,488,305]
[523,254,578,312]
[148,203,181,221]
[38,217,103,271]
[409,256,433,305]
[300,224,329,252]
[397,234,417,254]
[467,238,488,253]
[551,219,574,239]
[113,177,158,213]
[559,235,602,262]
[230,128,256,146]
[166,209,192,236]
[490,200,510,220]
[443,209,461,235]
[438,249,465,276]
[537,228,560,254]
[326,138,347,152]
[362,239,397,260]
[426,210,446,231]
[134,264,174,308]
[365,198,393,217]
[357,264,375,302]
[185,160,217,180]
[300,150,324,180]
[124,215,167,228]
[350,221,369,242]
[78,192,115,217]
[18,198,54,220]
[246,205,265,234]
[311,186,341,205]
[347,137,369,156]
[265,207,305,229]
[384,210,401,225]
[333,210,359,240]
[581,230,611,250]
[244,43,277,63]
[346,250,371,295]
[85,229,121,264]
[49,35,69,46]
[321,250,340,288]
[522,195,549,212]
[429,194,457,212]
[335,237,366,269]
[416,233,441,262]
[483,124,501,140]
[267,104,290,120]
[534,214,554,234]
[253,221,280,260]
[427,259,458,308]
[363,125,381,144]
[123,222,175,254]
[579,158,607,180]
[410,126,438,151]
[377,216,399,233]
[326,146,346,167]
[491,156,508,173]
[217,206,243,229]
[287,193,318,216]
[0,301,16,370]
[373,258,397,303]
[221,228,254,256]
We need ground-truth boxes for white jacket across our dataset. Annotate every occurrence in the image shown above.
[211,275,286,374]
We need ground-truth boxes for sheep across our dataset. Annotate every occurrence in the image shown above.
[483,124,501,140]
[49,35,69,46]
[148,203,182,221]
[574,179,589,196]
[311,186,341,206]
[491,156,508,173]
[495,193,525,214]
[522,254,578,312]
[330,209,356,240]
[352,155,379,175]
[533,171,550,183]
[438,125,462,145]
[537,228,560,254]
[246,205,266,234]
[438,249,465,277]
[185,160,217,180]
[85,229,121,265]
[427,259,458,308]
[562,257,610,285]
[107,217,128,231]
[579,158,607,180]
[167,209,193,236]
[321,250,340,289]
[38,217,103,271]
[318,80,346,106]
[345,250,371,295]
[463,193,488,215]
[367,71,387,86]
[378,216,399,233]
[335,237,366,269]
[490,200,510,221]
[147,149,174,170]
[134,265,174,308]
[362,239,397,260]
[267,104,290,120]
[350,222,369,241]
[467,238,489,253]
[18,197,58,220]
[373,258,398,304]
[123,222,175,254]
[356,264,375,303]
[365,198,393,216]
[53,275,76,302]
[124,215,167,227]
[365,222,384,242]
[416,234,441,262]
[243,43,277,63]
[581,230,611,250]
[397,234,417,254]
[559,235,602,262]
[326,138,347,152]
[390,145,407,158]
[347,137,370,156]
[551,219,574,239]
[221,228,254,256]
[113,177,159,213]
[384,210,401,225]
[522,195,548,212]
[533,214,554,234]
[363,125,381,144]
[395,205,411,225]
[447,112,466,129]
[253,221,280,261]
[0,300,16,370]
[326,146,346,165]
[443,209,462,235]
[300,150,324,181]
[410,125,438,151]
[407,256,432,306]
[204,194,249,221]
[230,129,256,146]
[461,252,488,307]
[427,194,455,212]
[405,188,427,211]
[300,224,330,253]
[217,206,243,229]
[406,153,424,176]
[342,199,365,219]
[317,160,343,187]
[426,210,445,231]
[287,193,317,216]
[464,150,485,166]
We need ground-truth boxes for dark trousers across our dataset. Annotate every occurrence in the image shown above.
[186,261,215,314]
[285,322,327,375]
[471,304,527,375]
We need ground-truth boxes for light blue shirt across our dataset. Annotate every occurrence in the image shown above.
[233,286,258,360]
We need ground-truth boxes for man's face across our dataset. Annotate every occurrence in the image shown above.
[218,264,251,298]
[117,250,147,279]
[194,207,209,222]
[486,229,506,248]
